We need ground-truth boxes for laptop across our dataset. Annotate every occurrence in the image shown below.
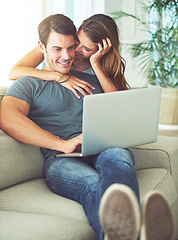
[57,86,162,157]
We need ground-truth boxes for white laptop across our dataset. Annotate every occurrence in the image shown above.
[57,86,162,157]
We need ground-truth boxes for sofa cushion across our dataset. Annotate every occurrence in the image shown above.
[0,168,176,216]
[0,130,44,190]
[131,146,171,171]
[0,210,96,240]
[136,169,177,204]
[0,178,88,222]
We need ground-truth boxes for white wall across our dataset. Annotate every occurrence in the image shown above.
[0,0,44,86]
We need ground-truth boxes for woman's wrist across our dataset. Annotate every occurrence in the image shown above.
[90,60,101,70]
[55,74,64,82]
[55,72,71,84]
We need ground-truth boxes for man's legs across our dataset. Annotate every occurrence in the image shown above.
[44,147,139,240]
[95,148,173,240]
[93,147,139,202]
[92,148,140,240]
[44,156,102,237]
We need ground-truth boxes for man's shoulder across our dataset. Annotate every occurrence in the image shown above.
[5,76,45,99]
[9,76,47,93]
[16,76,43,85]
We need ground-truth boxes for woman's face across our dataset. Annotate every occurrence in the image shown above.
[75,30,98,61]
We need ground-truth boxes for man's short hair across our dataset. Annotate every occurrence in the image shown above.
[38,14,77,47]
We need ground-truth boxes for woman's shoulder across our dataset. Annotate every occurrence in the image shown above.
[83,67,95,75]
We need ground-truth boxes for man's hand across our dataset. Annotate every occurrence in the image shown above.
[60,134,82,153]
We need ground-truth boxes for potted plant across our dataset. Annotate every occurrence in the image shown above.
[111,0,178,125]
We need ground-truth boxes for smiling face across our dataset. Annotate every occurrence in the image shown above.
[39,30,76,74]
[75,30,98,61]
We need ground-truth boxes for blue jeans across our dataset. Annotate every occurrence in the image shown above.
[44,148,140,240]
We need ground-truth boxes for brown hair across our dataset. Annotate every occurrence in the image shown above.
[38,14,77,48]
[78,14,130,90]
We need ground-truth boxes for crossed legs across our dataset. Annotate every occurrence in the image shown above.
[44,148,173,240]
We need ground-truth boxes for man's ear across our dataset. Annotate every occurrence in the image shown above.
[38,41,45,53]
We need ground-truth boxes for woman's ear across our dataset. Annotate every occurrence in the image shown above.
[38,41,45,53]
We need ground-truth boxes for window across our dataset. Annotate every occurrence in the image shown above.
[0,0,105,87]
[0,0,43,86]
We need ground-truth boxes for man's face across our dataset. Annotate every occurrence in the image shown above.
[40,30,76,74]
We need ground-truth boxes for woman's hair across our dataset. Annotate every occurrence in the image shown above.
[38,14,77,48]
[78,14,130,90]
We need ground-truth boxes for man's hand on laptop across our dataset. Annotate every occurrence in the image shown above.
[60,134,82,154]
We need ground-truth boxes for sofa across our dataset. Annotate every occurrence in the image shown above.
[0,129,178,240]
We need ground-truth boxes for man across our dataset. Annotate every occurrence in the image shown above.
[0,14,173,240]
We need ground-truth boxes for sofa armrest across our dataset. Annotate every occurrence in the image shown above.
[130,135,178,190]
[0,130,44,190]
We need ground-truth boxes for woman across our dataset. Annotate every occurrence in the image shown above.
[9,14,130,98]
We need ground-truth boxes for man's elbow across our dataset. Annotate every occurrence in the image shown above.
[0,115,14,133]
[0,117,8,131]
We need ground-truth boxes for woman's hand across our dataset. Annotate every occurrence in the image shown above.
[60,75,95,99]
[89,38,112,66]
[88,38,117,93]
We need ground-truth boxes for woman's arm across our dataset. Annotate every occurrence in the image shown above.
[9,47,64,81]
[90,38,118,92]
[9,47,46,80]
[9,47,94,98]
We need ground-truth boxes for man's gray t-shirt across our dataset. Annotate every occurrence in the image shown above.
[5,70,103,159]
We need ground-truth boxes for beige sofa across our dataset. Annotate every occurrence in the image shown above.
[0,129,178,240]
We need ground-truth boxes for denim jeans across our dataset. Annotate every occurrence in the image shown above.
[44,148,140,240]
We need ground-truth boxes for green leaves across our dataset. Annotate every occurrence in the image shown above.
[111,0,178,88]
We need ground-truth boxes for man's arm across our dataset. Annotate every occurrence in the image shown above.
[0,96,82,153]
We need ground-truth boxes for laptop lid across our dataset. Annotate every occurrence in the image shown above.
[81,86,162,156]
[57,86,162,157]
